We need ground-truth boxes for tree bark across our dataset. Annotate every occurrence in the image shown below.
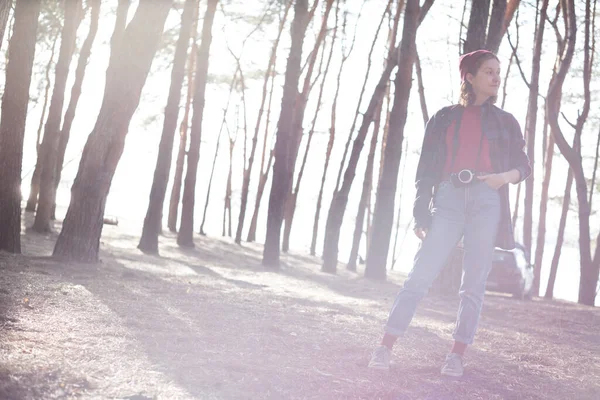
[279,0,335,253]
[414,45,428,126]
[523,0,549,268]
[200,72,237,235]
[590,126,600,207]
[0,0,41,253]
[333,0,394,194]
[464,0,491,53]
[545,169,573,299]
[485,0,507,52]
[546,0,597,305]
[52,0,101,221]
[33,0,83,233]
[53,0,172,262]
[322,0,432,273]
[246,5,291,243]
[364,0,419,280]
[262,0,310,268]
[168,41,197,232]
[25,32,59,213]
[0,0,12,49]
[176,0,218,248]
[533,126,555,296]
[322,56,396,273]
[111,0,130,51]
[236,1,292,244]
[138,0,197,254]
[309,3,361,256]
[347,99,383,272]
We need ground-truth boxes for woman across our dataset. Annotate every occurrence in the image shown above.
[367,50,531,377]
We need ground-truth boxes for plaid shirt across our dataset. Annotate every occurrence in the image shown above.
[413,103,532,250]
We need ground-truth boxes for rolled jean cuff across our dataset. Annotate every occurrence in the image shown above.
[384,325,406,337]
[452,332,474,346]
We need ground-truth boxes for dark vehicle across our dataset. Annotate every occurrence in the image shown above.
[486,243,534,300]
[432,242,534,300]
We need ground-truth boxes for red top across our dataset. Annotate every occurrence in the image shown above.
[442,105,493,175]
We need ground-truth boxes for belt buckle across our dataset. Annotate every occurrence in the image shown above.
[457,169,474,184]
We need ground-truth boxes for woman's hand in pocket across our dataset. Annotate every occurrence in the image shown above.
[477,173,508,189]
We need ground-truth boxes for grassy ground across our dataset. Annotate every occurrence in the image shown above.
[0,216,599,399]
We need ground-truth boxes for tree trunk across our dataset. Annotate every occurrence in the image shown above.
[414,46,428,126]
[523,0,549,266]
[111,0,130,51]
[168,42,197,232]
[0,0,12,49]
[282,9,338,253]
[53,0,172,262]
[590,126,600,207]
[333,0,394,194]
[0,0,41,253]
[545,170,573,299]
[52,0,101,221]
[364,0,419,280]
[33,0,83,233]
[262,0,310,268]
[279,0,334,254]
[200,72,238,235]
[463,0,491,53]
[247,73,276,243]
[546,0,597,305]
[347,99,383,272]
[25,31,59,213]
[138,0,197,254]
[224,135,235,237]
[322,55,397,273]
[236,1,291,244]
[176,0,218,248]
[309,4,361,256]
[532,126,555,296]
[500,0,522,38]
[485,0,507,52]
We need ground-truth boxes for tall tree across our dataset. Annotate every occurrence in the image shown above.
[282,32,334,252]
[53,0,173,262]
[309,4,360,256]
[234,1,291,244]
[463,0,490,53]
[547,0,599,305]
[262,0,310,268]
[53,0,102,221]
[245,2,292,243]
[347,1,399,271]
[168,40,198,232]
[485,0,507,53]
[524,0,549,277]
[138,0,197,254]
[0,0,12,48]
[364,0,420,280]
[33,0,83,233]
[0,0,42,253]
[321,0,433,273]
[545,156,573,299]
[176,0,219,248]
[25,31,60,213]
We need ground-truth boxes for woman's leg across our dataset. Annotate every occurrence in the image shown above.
[452,182,501,346]
[384,182,465,338]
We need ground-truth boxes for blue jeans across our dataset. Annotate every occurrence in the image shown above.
[385,180,501,345]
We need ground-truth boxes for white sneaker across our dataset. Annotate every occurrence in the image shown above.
[441,353,464,377]
[368,345,391,370]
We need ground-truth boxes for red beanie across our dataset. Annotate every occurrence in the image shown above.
[459,50,495,82]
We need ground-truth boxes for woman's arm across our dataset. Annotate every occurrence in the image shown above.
[507,114,531,184]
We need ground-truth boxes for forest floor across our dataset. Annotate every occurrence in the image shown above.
[0,213,599,400]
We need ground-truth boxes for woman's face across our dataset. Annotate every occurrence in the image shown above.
[467,57,501,101]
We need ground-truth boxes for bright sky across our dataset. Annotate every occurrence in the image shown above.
[3,0,598,304]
